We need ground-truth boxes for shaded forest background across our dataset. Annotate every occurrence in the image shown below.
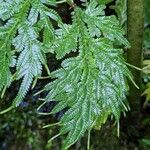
[0,0,150,149]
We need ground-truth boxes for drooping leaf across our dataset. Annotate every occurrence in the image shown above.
[41,2,131,149]
[0,0,62,106]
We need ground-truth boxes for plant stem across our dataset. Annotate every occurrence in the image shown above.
[126,0,144,136]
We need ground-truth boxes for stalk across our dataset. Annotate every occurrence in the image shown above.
[126,0,144,137]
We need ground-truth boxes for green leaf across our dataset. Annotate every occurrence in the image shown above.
[0,0,61,106]
[114,0,127,26]
[42,3,131,149]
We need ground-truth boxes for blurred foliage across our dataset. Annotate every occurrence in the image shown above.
[144,0,150,26]
[140,1,150,149]
[0,105,46,150]
[144,29,150,49]
[142,60,150,100]
[142,82,150,106]
[0,103,65,150]
[139,137,150,150]
[143,60,150,75]
[142,0,150,106]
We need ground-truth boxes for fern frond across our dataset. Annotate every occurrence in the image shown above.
[114,0,127,25]
[0,0,24,21]
[0,0,31,94]
[42,2,132,149]
[53,24,79,59]
[0,0,61,106]
[12,23,44,106]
